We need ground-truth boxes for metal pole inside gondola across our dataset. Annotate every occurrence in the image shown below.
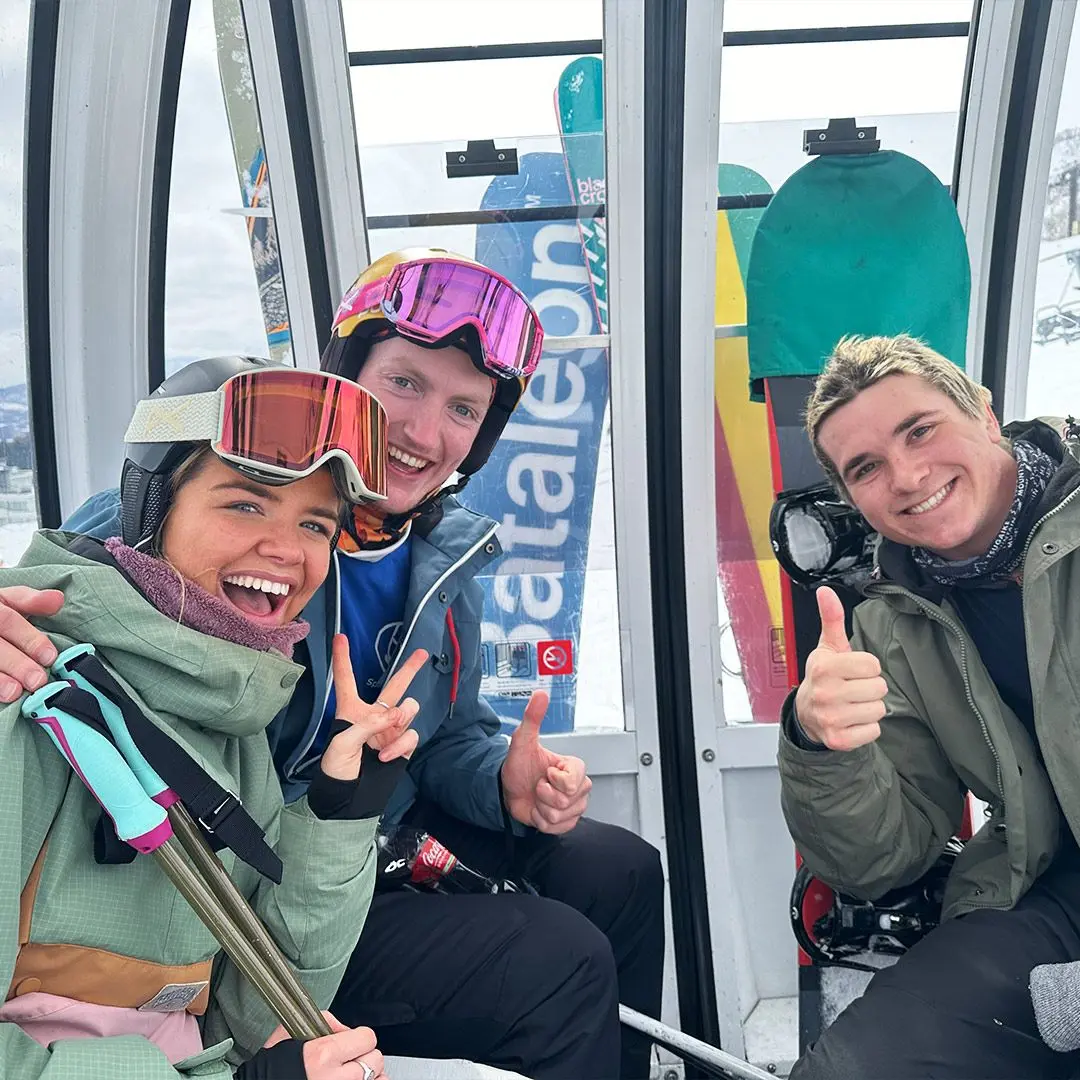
[152,835,330,1040]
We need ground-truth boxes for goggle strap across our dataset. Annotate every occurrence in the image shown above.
[124,392,221,445]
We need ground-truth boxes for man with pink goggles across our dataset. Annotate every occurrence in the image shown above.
[333,254,543,381]
[9,248,665,1080]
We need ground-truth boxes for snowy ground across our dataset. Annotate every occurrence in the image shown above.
[0,518,38,568]
[0,468,42,567]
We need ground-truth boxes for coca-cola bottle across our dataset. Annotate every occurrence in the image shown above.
[375,825,501,894]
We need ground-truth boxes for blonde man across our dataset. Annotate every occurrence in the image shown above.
[781,334,1080,1078]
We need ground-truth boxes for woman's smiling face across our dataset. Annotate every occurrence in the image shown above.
[160,453,342,625]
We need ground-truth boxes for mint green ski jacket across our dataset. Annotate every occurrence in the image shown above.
[1,532,379,1079]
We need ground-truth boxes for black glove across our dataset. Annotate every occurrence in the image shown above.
[306,721,408,821]
[234,1039,307,1079]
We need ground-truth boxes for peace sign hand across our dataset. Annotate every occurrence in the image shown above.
[320,634,428,782]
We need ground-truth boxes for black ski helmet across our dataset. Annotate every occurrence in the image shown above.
[120,355,275,548]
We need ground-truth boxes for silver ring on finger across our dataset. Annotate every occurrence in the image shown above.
[358,1061,376,1080]
[374,700,391,710]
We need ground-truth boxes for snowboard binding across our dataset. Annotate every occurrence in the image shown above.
[790,838,964,973]
[769,481,877,590]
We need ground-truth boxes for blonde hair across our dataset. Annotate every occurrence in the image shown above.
[806,334,992,491]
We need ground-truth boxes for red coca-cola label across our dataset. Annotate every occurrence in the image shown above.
[411,836,458,885]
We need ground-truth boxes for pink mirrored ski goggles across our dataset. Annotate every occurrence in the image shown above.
[333,259,544,379]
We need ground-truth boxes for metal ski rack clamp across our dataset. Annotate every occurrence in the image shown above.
[445,139,519,178]
[803,117,880,157]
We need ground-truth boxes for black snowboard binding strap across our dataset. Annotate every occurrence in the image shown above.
[790,839,963,973]
[769,481,877,590]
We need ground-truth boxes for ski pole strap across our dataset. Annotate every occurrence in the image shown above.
[45,647,283,884]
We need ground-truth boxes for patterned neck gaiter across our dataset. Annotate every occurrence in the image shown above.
[911,439,1057,584]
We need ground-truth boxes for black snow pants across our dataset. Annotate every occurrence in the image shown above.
[331,800,665,1080]
[792,861,1080,1079]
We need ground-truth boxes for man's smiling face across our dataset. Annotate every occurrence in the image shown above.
[355,336,493,515]
[817,373,1017,559]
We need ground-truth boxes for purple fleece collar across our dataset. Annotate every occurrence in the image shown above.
[103,538,310,657]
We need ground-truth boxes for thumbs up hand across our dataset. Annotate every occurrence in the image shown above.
[793,587,889,751]
[501,691,592,833]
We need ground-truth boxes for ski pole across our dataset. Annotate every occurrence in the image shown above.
[166,801,332,1037]
[22,686,328,1041]
[51,645,332,1038]
[619,1005,777,1080]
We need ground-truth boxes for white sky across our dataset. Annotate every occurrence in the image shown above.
[342,0,973,145]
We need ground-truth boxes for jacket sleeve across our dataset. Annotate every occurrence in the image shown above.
[200,753,379,1063]
[61,489,123,539]
[405,586,515,834]
[0,1034,235,1080]
[777,607,966,900]
[1,709,233,1080]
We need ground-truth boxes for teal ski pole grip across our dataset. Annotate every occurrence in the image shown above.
[23,682,172,853]
[51,643,173,805]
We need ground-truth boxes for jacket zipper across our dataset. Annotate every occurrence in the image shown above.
[383,522,499,683]
[871,583,1005,808]
[868,583,1007,914]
